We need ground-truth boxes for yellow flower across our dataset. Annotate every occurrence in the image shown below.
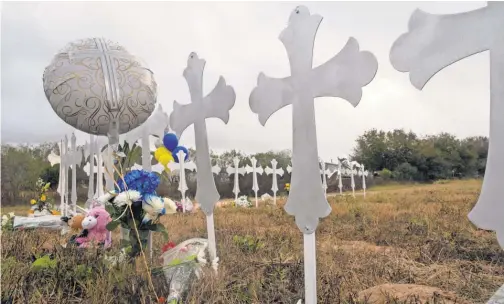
[40,194,46,202]
[30,199,37,205]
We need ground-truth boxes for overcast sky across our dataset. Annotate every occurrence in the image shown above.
[1,1,489,161]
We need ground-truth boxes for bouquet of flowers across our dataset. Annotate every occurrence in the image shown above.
[29,179,58,216]
[100,169,176,258]
[234,195,252,208]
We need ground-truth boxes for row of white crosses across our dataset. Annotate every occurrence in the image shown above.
[226,157,285,207]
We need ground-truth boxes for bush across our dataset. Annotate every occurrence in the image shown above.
[379,168,393,180]
[393,163,419,181]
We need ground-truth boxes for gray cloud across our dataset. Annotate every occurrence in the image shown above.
[1,1,489,160]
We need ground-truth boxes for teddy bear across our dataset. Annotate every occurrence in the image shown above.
[61,214,85,231]
[61,214,88,246]
[75,207,112,249]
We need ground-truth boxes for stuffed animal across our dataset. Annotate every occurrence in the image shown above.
[62,214,88,245]
[75,207,112,248]
[61,214,85,231]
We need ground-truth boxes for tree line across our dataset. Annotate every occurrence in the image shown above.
[351,129,488,181]
[1,129,489,205]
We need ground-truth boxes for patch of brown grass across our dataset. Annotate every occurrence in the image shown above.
[2,179,503,303]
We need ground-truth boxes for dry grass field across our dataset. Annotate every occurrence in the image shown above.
[2,179,503,303]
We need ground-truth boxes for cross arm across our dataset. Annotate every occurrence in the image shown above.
[170,77,235,138]
[249,73,295,126]
[390,7,490,90]
[203,76,236,125]
[310,37,378,107]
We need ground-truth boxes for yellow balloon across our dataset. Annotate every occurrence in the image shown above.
[154,147,169,160]
[158,153,174,166]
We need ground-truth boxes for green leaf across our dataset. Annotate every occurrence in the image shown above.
[152,223,167,232]
[161,229,169,241]
[106,221,121,231]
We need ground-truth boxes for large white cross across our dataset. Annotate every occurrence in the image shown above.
[245,156,264,208]
[249,6,377,303]
[169,52,236,265]
[265,159,284,206]
[226,157,246,203]
[390,2,504,248]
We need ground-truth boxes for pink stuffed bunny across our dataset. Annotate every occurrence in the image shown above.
[76,207,112,248]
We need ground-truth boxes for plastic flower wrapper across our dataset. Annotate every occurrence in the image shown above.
[158,238,209,303]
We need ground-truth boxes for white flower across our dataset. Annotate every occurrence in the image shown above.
[98,192,116,204]
[142,195,166,223]
[1,215,8,226]
[113,190,141,207]
[8,212,14,218]
[163,198,178,214]
[235,196,251,207]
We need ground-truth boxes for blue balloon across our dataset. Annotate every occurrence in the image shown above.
[163,133,178,152]
[172,146,189,163]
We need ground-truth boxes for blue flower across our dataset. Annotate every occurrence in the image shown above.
[117,170,160,198]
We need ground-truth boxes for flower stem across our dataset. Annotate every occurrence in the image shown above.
[128,204,158,301]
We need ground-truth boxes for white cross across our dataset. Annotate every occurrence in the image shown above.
[250,6,377,234]
[47,141,65,213]
[245,156,264,208]
[336,159,344,195]
[70,133,81,214]
[82,135,96,200]
[167,152,198,213]
[169,52,236,266]
[390,2,504,248]
[249,7,377,303]
[265,159,284,205]
[350,161,360,198]
[226,157,246,203]
[211,164,222,175]
[319,160,333,198]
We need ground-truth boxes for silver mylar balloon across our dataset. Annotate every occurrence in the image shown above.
[43,38,157,146]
